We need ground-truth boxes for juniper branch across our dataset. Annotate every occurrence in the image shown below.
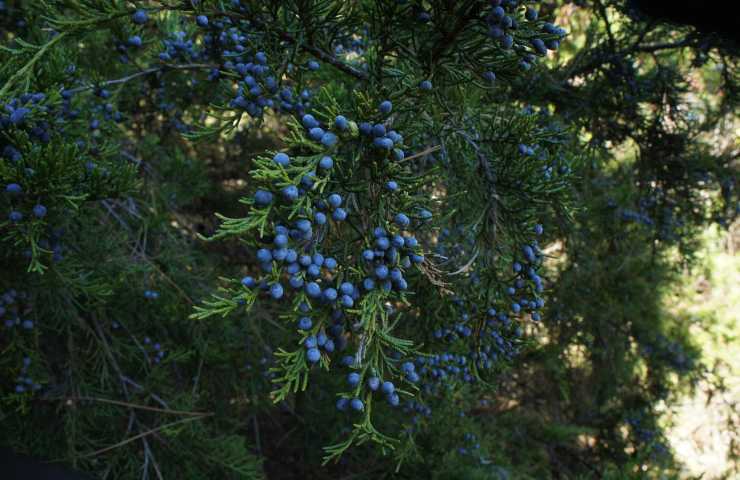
[64,63,219,95]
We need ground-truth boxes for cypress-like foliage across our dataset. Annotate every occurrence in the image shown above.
[1,1,737,478]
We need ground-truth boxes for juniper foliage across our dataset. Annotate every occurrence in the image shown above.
[0,1,737,479]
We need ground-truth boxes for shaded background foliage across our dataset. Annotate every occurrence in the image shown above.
[1,1,738,479]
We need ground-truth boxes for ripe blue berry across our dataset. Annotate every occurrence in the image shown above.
[10,108,29,125]
[379,100,392,115]
[273,152,290,166]
[254,190,273,206]
[274,234,289,248]
[128,35,142,47]
[359,122,372,136]
[307,264,321,278]
[306,347,321,363]
[196,15,209,27]
[375,265,389,279]
[363,278,375,290]
[339,282,354,296]
[386,180,398,191]
[321,132,338,147]
[309,127,325,141]
[489,26,504,39]
[350,398,364,411]
[373,137,393,150]
[327,193,342,208]
[348,372,361,386]
[256,248,272,263]
[144,290,159,299]
[336,398,349,411]
[522,245,536,262]
[306,282,321,298]
[132,9,148,25]
[420,80,432,91]
[319,156,333,170]
[5,183,22,194]
[281,185,299,201]
[334,115,349,130]
[9,211,23,222]
[367,377,380,391]
[381,381,395,394]
[302,114,318,128]
[270,283,284,299]
[241,276,256,288]
[401,361,415,374]
[394,213,410,228]
[296,219,312,233]
[532,38,547,55]
[289,275,304,289]
[375,236,390,250]
[332,208,347,221]
[323,288,338,302]
[307,60,320,71]
[31,204,47,218]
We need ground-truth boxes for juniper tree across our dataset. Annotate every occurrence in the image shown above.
[0,1,736,479]
[465,1,740,477]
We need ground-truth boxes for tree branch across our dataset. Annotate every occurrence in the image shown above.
[430,1,480,62]
[64,63,218,95]
[277,31,368,81]
[634,37,694,53]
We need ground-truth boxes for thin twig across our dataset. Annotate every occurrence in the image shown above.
[145,259,195,305]
[635,37,694,53]
[397,145,442,163]
[278,31,368,80]
[90,318,164,478]
[81,415,210,458]
[64,63,218,95]
[120,376,171,410]
[63,396,212,417]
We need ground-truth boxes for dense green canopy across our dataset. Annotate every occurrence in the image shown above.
[1,1,737,478]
